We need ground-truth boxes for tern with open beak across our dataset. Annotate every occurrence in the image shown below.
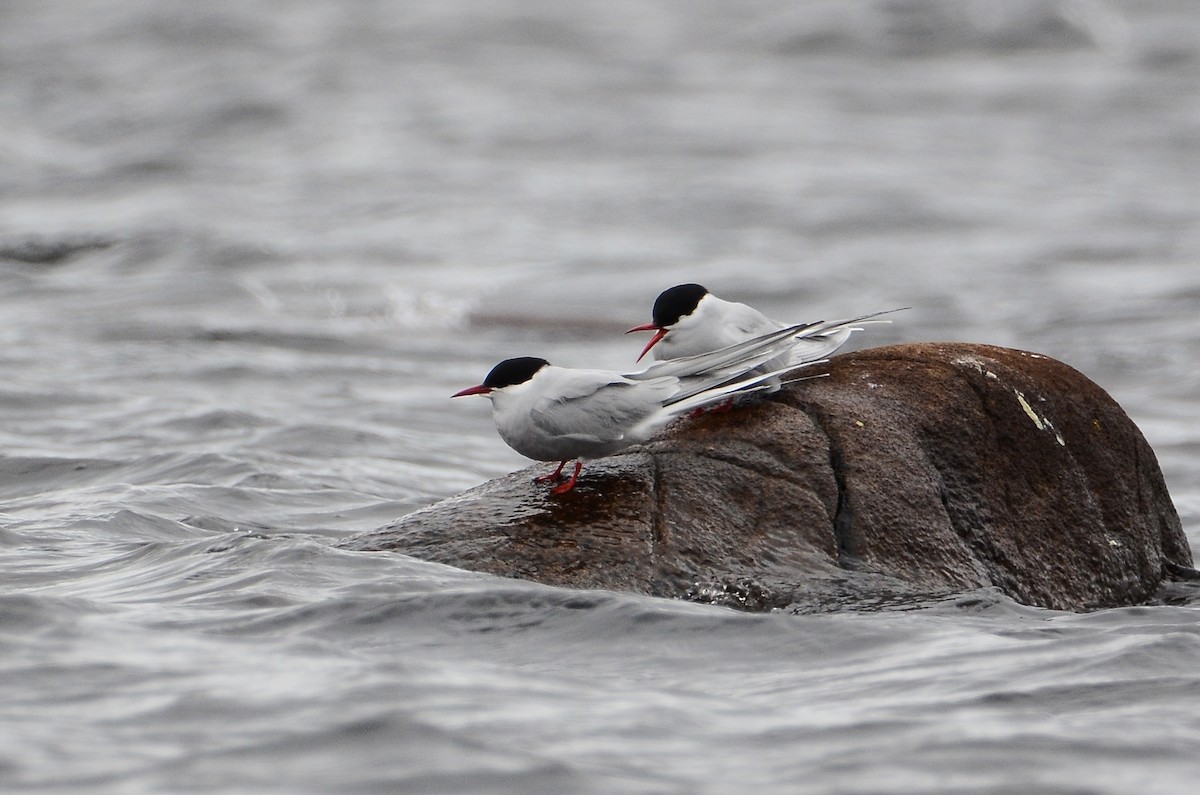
[628,284,904,380]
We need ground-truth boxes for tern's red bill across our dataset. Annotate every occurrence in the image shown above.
[626,324,668,362]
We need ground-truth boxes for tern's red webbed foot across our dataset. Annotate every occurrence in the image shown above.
[549,461,583,495]
[534,460,569,484]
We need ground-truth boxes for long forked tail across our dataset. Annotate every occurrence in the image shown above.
[787,306,910,364]
[795,307,909,338]
[662,359,828,415]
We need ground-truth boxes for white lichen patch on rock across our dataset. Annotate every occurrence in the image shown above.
[953,355,1001,383]
[1014,389,1066,446]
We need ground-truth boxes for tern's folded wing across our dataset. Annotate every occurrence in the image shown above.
[528,378,673,443]
[628,323,813,381]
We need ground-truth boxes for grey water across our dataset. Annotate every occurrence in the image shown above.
[2,0,1198,792]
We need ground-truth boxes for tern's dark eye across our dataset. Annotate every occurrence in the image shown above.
[482,357,550,389]
[651,283,709,327]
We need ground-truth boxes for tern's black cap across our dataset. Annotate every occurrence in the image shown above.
[483,357,550,389]
[651,283,709,327]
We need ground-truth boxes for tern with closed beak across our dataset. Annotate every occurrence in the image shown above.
[453,324,821,495]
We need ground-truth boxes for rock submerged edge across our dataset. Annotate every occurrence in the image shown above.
[342,343,1195,613]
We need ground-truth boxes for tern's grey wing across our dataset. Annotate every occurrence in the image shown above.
[786,329,856,364]
[628,323,812,381]
[528,378,674,445]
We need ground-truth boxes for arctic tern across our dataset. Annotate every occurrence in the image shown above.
[452,323,822,495]
[627,283,904,370]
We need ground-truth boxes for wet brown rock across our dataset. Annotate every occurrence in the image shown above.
[343,343,1194,611]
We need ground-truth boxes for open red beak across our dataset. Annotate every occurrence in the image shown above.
[626,323,668,362]
[452,384,492,398]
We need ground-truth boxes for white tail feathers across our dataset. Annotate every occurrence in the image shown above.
[662,359,828,416]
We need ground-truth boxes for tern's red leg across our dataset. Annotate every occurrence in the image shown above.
[534,460,569,483]
[549,461,583,495]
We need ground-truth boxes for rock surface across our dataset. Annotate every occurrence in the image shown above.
[343,343,1194,612]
